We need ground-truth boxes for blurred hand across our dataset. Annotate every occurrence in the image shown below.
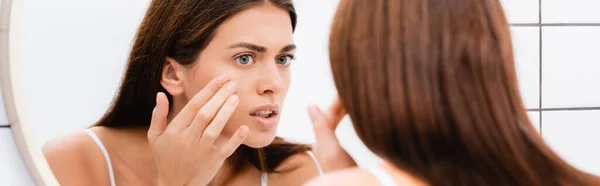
[309,97,357,173]
[148,75,248,186]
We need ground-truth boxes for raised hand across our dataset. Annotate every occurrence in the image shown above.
[148,75,248,186]
[309,97,357,172]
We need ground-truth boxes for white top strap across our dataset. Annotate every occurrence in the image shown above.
[306,151,324,176]
[261,172,268,186]
[85,129,116,186]
[368,165,397,186]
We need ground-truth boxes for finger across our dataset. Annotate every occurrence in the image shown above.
[329,96,344,115]
[148,92,169,143]
[308,105,336,142]
[219,125,249,158]
[188,81,237,134]
[169,74,230,130]
[325,96,346,129]
[199,94,239,144]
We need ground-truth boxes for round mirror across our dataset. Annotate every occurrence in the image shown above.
[1,0,60,185]
[1,1,379,185]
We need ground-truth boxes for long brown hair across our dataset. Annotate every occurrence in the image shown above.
[95,0,309,173]
[329,0,600,185]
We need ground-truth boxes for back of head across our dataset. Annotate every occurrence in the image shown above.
[328,0,600,185]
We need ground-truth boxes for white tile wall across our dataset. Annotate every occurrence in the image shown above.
[501,0,539,24]
[542,27,600,108]
[511,27,540,109]
[542,0,600,23]
[0,128,36,185]
[542,110,600,175]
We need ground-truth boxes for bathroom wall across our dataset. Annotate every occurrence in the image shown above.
[505,0,600,175]
[0,0,598,185]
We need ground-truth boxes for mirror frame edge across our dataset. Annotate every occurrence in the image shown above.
[0,0,60,185]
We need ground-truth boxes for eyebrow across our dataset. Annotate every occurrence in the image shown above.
[229,42,266,52]
[279,44,296,53]
[228,42,296,53]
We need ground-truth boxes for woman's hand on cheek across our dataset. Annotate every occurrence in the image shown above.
[308,97,357,173]
[148,75,248,186]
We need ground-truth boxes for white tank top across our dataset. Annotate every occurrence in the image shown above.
[85,129,323,186]
[85,129,116,186]
[367,164,397,186]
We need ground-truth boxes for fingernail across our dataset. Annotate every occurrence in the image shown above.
[228,94,239,105]
[239,126,249,136]
[226,81,237,91]
[216,74,228,84]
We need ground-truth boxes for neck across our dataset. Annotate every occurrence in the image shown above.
[209,136,246,185]
[166,96,188,123]
[209,156,249,186]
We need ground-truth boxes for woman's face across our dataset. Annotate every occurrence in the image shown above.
[181,3,294,148]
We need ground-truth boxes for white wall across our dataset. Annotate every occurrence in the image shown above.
[0,0,599,185]
[17,0,150,144]
[504,0,600,175]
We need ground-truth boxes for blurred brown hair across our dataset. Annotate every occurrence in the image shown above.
[329,0,600,185]
[95,0,308,173]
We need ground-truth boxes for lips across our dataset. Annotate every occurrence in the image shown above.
[250,110,275,118]
[248,104,280,130]
[249,104,280,118]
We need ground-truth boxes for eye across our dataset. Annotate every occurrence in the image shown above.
[235,54,255,66]
[276,55,294,66]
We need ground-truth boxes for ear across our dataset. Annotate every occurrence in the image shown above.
[160,57,186,96]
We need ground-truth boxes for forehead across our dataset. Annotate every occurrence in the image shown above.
[209,3,294,47]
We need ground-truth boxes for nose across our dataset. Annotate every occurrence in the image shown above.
[256,63,283,95]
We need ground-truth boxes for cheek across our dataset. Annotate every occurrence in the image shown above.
[183,64,233,99]
[187,79,209,97]
[281,69,291,94]
[216,78,253,137]
[219,106,247,138]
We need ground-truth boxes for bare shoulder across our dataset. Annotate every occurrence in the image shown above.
[305,166,426,186]
[42,129,95,165]
[269,151,321,186]
[42,127,110,186]
[304,168,376,186]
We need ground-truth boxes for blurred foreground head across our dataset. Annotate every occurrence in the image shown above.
[329,0,600,185]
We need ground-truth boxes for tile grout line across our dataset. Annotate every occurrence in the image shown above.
[527,107,600,112]
[538,0,543,136]
[511,23,600,27]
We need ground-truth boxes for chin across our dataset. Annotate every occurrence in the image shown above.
[242,129,277,148]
